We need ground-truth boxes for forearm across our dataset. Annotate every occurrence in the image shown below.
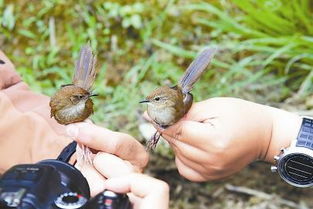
[263,105,302,164]
[235,100,302,164]
[0,91,71,171]
[0,50,72,173]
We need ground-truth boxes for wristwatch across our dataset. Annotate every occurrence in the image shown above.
[271,117,313,187]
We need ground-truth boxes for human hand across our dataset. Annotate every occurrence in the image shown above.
[146,97,301,182]
[104,173,169,209]
[66,122,149,196]
[0,50,75,171]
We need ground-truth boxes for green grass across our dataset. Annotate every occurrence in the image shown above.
[1,0,313,137]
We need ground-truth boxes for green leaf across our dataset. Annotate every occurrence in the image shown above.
[2,4,15,30]
[18,29,37,39]
[152,39,196,58]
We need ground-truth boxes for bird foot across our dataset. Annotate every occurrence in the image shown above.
[146,131,162,151]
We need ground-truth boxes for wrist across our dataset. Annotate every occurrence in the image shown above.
[263,105,302,164]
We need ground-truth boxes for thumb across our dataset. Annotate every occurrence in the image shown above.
[65,122,149,169]
[104,174,169,209]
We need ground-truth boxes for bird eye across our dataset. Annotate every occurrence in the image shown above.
[154,97,160,101]
[75,95,84,99]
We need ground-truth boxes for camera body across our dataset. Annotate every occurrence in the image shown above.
[0,160,131,209]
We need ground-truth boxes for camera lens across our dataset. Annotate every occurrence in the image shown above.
[0,160,91,209]
[55,192,87,209]
[38,160,90,198]
[63,195,78,203]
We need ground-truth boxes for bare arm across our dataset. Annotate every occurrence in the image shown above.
[0,50,72,173]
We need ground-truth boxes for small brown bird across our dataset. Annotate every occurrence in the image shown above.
[140,47,216,149]
[50,44,98,165]
[50,45,97,124]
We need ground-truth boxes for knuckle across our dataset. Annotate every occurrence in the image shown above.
[163,124,183,141]
[136,151,149,169]
[109,137,121,154]
[155,181,170,193]
[212,162,228,174]
[211,136,231,156]
[205,160,229,176]
[173,128,183,140]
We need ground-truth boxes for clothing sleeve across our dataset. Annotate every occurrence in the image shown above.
[0,50,72,173]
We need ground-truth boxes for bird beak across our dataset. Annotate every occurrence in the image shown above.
[89,93,98,97]
[139,99,150,104]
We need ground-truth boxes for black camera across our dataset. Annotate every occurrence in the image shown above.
[0,142,132,209]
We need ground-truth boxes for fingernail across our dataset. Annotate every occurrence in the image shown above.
[66,124,79,139]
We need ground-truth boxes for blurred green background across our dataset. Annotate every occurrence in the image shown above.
[1,0,313,208]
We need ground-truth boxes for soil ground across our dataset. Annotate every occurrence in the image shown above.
[149,153,313,209]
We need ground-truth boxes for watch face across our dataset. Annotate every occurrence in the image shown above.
[279,153,313,186]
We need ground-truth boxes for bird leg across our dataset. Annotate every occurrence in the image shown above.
[146,131,162,150]
[76,143,93,168]
[146,123,169,151]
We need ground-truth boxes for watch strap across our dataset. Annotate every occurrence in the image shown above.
[296,117,313,150]
[57,141,77,163]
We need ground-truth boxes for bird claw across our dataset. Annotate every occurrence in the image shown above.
[145,121,168,151]
[76,144,93,168]
[146,131,161,151]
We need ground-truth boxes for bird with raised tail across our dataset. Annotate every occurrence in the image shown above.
[140,47,217,150]
[50,44,98,165]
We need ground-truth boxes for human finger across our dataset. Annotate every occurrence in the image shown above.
[167,139,214,165]
[174,157,208,182]
[93,152,136,178]
[143,111,153,123]
[66,122,149,169]
[77,163,106,197]
[104,173,169,209]
[160,120,217,149]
